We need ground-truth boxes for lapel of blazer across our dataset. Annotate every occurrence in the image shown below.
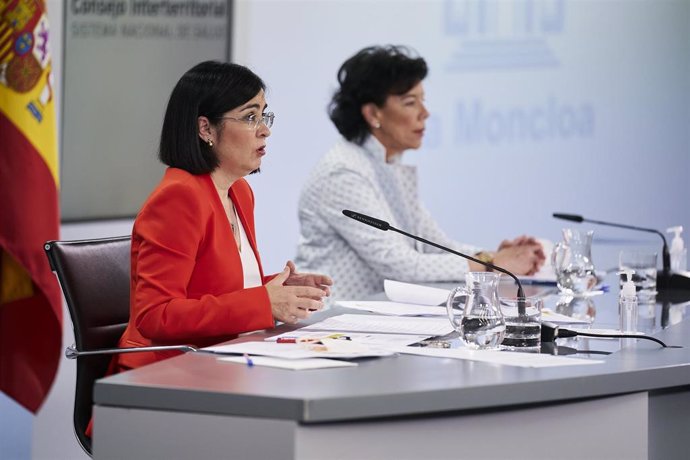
[229,183,265,280]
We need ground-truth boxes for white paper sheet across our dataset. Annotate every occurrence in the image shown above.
[203,340,395,360]
[302,314,455,336]
[392,346,605,368]
[219,356,358,370]
[337,300,448,317]
[339,299,590,328]
[265,330,431,347]
[384,279,450,306]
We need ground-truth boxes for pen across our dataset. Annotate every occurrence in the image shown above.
[243,353,254,367]
[518,279,558,286]
[276,337,322,344]
[276,337,298,344]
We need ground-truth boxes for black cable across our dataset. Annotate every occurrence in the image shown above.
[342,210,528,315]
[542,322,678,348]
[562,328,670,348]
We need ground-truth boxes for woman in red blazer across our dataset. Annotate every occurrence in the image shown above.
[115,61,332,372]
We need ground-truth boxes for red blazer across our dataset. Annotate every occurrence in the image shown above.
[116,168,275,370]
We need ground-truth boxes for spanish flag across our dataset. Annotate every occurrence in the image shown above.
[0,0,62,413]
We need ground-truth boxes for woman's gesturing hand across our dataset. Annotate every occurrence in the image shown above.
[265,265,327,324]
[284,260,333,297]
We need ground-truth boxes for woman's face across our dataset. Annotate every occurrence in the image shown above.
[368,81,429,157]
[207,90,271,178]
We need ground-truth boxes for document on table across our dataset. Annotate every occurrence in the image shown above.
[203,339,395,360]
[384,279,449,306]
[393,346,605,368]
[266,330,432,347]
[338,298,590,325]
[219,356,358,370]
[302,314,455,336]
[382,278,556,305]
[337,300,448,317]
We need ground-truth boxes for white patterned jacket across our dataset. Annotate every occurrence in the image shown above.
[295,136,481,301]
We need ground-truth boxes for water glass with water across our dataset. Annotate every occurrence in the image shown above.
[552,228,597,295]
[446,272,505,350]
[501,297,543,349]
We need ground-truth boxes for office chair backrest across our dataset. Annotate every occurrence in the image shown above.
[44,236,131,455]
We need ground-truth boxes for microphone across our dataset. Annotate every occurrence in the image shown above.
[552,213,583,223]
[552,213,690,294]
[553,212,671,279]
[342,209,528,315]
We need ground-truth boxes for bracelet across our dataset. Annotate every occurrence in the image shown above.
[474,252,494,271]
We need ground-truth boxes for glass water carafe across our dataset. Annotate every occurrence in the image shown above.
[552,228,597,294]
[446,272,505,350]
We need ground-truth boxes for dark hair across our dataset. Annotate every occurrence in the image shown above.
[329,45,428,145]
[159,61,265,174]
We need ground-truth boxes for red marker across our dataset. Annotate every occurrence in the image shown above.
[276,337,297,344]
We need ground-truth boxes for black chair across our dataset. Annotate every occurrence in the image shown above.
[44,236,195,456]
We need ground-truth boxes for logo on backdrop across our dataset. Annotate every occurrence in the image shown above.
[444,0,564,71]
[437,0,595,146]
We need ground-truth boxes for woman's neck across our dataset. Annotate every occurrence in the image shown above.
[210,168,239,197]
[370,131,403,163]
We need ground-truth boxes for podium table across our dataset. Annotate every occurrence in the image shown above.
[93,290,690,460]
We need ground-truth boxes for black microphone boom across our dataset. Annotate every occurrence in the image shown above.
[551,212,690,293]
[342,209,528,315]
[553,212,670,271]
[342,210,389,231]
[552,213,584,223]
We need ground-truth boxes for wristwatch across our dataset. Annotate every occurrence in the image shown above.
[474,252,494,271]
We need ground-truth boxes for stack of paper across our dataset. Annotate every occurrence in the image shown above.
[266,330,431,347]
[211,276,605,370]
[383,279,450,305]
[338,280,591,325]
[204,340,394,360]
[336,300,447,317]
[301,313,455,336]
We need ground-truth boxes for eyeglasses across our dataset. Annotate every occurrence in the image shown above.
[220,112,275,130]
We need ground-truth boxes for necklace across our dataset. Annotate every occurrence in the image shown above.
[230,203,241,251]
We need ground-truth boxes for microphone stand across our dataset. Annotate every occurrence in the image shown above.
[343,210,528,316]
[553,213,690,294]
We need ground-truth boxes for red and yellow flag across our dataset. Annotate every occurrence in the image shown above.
[0,0,61,413]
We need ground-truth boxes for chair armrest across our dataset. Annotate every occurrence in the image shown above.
[65,343,198,359]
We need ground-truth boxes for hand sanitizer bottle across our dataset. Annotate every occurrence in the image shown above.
[666,226,687,272]
[619,269,638,336]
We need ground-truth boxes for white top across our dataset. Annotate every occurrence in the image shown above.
[237,217,262,288]
[295,135,481,301]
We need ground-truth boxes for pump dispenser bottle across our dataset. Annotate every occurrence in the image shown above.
[619,269,638,334]
[666,226,687,272]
